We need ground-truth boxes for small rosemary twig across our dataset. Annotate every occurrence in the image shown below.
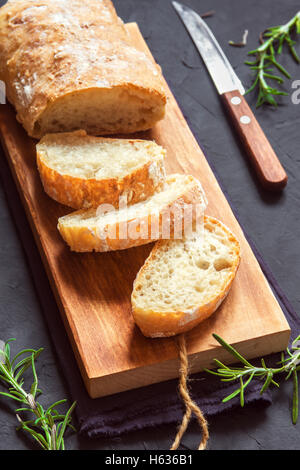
[205,333,300,424]
[200,10,215,19]
[0,339,76,450]
[245,11,300,106]
[229,29,249,48]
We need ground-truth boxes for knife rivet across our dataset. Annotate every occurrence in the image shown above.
[231,96,241,105]
[240,115,251,124]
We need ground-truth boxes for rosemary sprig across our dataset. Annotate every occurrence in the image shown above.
[245,11,300,107]
[0,339,76,450]
[205,333,300,424]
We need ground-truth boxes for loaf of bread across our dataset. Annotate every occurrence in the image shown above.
[0,0,167,138]
[36,130,166,209]
[131,216,241,337]
[57,174,207,252]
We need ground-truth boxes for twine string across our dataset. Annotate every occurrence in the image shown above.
[171,333,209,451]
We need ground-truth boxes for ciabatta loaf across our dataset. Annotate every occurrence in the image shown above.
[131,216,241,337]
[0,0,166,138]
[57,174,207,252]
[36,131,166,209]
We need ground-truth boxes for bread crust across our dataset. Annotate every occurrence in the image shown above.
[0,0,167,138]
[131,216,241,337]
[36,132,166,209]
[57,175,207,252]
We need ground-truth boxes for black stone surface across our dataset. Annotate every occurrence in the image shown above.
[0,0,299,450]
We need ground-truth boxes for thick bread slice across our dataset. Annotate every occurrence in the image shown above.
[131,216,241,337]
[0,0,166,138]
[57,174,207,252]
[37,131,166,209]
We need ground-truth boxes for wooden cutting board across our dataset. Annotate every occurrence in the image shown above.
[0,23,290,398]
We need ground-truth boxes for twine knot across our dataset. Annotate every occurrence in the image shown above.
[171,334,209,451]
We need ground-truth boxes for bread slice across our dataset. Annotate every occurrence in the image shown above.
[36,131,166,209]
[131,216,241,337]
[0,0,167,138]
[57,174,207,252]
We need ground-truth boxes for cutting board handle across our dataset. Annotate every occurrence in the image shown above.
[221,90,288,191]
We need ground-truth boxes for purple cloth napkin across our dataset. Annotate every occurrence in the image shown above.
[0,142,298,439]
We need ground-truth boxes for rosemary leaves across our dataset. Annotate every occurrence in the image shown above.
[245,11,300,107]
[205,333,300,424]
[0,339,76,450]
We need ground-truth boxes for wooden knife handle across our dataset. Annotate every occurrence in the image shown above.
[221,90,287,191]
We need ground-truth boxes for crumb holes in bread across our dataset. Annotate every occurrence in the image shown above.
[196,259,210,270]
[214,258,232,271]
[195,285,204,293]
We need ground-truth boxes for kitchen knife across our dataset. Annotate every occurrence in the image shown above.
[172,1,288,190]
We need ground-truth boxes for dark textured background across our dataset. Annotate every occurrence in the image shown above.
[0,0,299,450]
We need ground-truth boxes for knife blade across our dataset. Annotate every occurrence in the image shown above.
[172,1,287,191]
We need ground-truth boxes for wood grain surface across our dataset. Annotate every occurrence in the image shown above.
[0,23,291,398]
[221,90,288,190]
